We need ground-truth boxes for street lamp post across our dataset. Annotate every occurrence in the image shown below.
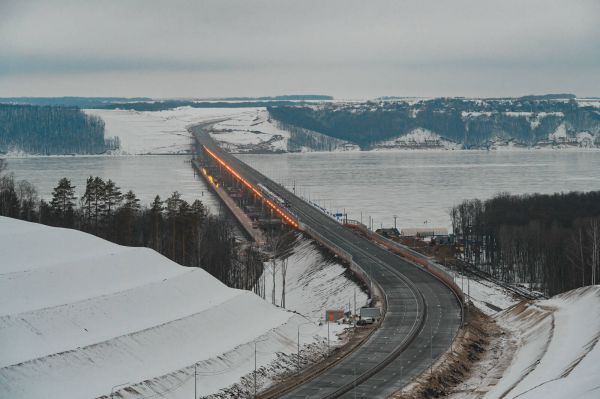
[297,321,314,375]
[327,318,330,356]
[254,337,269,398]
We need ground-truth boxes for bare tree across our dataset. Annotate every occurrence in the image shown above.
[271,258,278,305]
[280,258,288,308]
[16,180,38,221]
[589,218,599,285]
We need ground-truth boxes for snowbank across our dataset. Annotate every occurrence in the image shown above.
[0,217,328,398]
[84,107,247,155]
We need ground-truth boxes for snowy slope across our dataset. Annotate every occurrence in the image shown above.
[84,107,247,155]
[372,128,462,151]
[449,286,600,399]
[209,109,290,153]
[263,237,369,321]
[0,217,331,399]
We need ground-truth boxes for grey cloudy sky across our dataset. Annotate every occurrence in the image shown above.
[1,0,599,98]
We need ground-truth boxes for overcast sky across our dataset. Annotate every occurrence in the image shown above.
[1,0,599,98]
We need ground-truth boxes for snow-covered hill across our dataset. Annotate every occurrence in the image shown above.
[84,107,247,155]
[371,128,462,151]
[450,285,600,399]
[209,109,289,153]
[0,217,363,398]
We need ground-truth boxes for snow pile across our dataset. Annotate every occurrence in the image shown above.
[0,217,331,399]
[210,109,290,153]
[84,107,247,155]
[373,128,461,150]
[452,285,600,399]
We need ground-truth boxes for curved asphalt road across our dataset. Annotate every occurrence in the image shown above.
[193,125,462,398]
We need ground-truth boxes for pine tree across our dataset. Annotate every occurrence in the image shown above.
[49,178,76,226]
[122,190,141,211]
[92,177,106,229]
[149,195,164,252]
[114,190,141,245]
[104,179,123,218]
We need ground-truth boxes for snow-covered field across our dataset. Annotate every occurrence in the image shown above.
[84,107,248,155]
[209,109,290,153]
[0,217,365,398]
[449,285,600,399]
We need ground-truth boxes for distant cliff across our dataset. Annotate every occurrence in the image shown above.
[0,104,117,155]
[268,98,600,150]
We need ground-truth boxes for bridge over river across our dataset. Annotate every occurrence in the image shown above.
[192,123,463,399]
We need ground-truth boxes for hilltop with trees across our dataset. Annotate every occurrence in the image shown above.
[267,97,600,149]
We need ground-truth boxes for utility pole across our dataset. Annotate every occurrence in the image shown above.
[327,319,330,356]
[354,288,357,320]
[194,363,197,399]
[393,214,398,230]
[254,337,268,398]
[430,320,433,376]
[297,323,312,376]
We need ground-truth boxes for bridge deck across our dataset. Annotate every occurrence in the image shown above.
[192,124,462,399]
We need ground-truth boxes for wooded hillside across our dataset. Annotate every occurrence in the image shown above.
[451,191,600,296]
[0,104,117,155]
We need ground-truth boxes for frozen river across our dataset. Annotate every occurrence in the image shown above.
[5,150,600,230]
[238,150,600,230]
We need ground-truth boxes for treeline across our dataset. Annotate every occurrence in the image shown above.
[0,97,151,107]
[0,160,262,290]
[100,100,320,112]
[450,191,600,296]
[267,99,600,148]
[0,104,117,155]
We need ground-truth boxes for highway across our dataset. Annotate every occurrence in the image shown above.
[193,125,462,398]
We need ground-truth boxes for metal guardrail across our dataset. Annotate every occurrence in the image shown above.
[297,221,378,298]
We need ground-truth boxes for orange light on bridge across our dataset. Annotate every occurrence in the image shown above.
[203,146,299,229]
